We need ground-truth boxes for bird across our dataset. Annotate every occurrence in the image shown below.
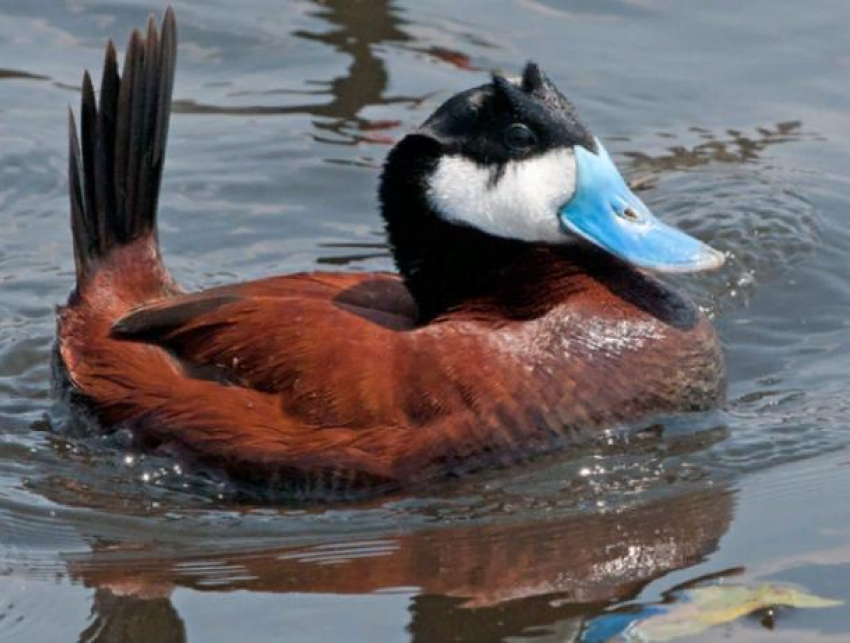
[55,8,725,498]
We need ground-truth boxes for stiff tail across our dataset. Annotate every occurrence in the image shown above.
[68,7,176,286]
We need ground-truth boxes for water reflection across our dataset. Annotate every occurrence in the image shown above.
[0,68,48,81]
[316,240,390,266]
[79,591,185,643]
[627,121,808,191]
[68,488,732,642]
[174,0,476,145]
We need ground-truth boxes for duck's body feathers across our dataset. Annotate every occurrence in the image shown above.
[54,10,724,496]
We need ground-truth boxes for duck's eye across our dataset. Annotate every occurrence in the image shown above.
[504,123,537,153]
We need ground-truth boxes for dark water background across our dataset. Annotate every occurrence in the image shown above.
[3,0,850,641]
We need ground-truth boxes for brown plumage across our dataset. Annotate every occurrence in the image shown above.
[55,9,724,496]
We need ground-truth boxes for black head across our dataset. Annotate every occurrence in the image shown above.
[379,62,596,319]
[421,62,596,165]
[379,62,723,320]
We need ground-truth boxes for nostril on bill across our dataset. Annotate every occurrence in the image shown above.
[618,206,639,221]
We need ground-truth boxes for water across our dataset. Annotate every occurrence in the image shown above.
[2,0,850,640]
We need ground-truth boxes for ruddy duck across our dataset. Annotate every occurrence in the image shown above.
[56,9,724,495]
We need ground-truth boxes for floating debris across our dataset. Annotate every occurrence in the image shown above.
[582,582,842,642]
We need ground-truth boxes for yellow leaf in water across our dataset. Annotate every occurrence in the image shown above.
[629,583,842,642]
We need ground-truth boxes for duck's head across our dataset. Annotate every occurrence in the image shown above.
[380,63,723,318]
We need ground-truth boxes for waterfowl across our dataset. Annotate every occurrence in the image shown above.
[56,9,725,494]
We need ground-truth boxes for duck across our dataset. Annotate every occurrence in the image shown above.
[55,8,725,496]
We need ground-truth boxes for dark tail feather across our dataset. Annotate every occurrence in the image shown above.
[68,8,176,285]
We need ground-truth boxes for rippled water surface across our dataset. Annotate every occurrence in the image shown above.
[3,0,850,641]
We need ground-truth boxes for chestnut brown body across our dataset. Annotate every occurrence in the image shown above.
[58,240,722,491]
[55,10,724,494]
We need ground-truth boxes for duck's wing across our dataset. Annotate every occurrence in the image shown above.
[111,292,242,339]
[114,272,416,338]
[110,272,418,393]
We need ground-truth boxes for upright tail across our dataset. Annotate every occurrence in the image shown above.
[68,8,176,289]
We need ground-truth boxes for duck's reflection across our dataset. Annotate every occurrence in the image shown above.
[69,488,732,642]
[175,0,475,145]
[79,590,185,643]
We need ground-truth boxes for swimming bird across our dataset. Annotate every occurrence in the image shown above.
[56,9,725,495]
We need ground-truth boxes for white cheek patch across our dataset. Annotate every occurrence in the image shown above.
[426,148,576,243]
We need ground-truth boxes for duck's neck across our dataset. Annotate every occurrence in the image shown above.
[392,217,543,321]
[380,135,586,322]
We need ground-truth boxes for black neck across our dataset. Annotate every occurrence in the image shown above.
[380,134,588,321]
